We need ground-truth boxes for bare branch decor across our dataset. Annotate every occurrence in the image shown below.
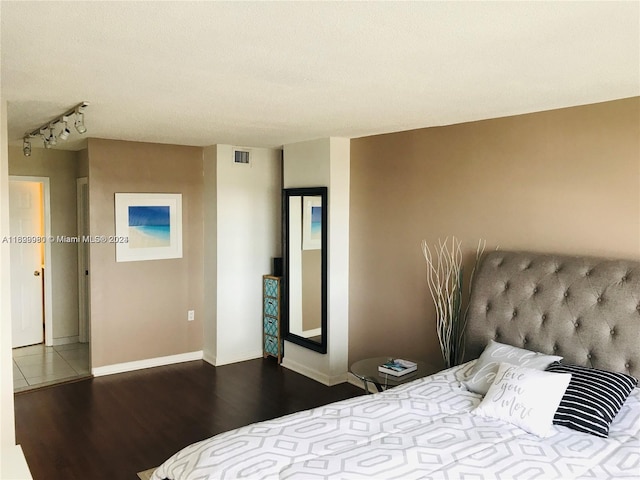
[421,237,486,368]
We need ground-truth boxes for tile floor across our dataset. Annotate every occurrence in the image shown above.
[13,342,91,392]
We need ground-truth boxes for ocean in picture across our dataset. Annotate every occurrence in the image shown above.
[310,206,322,238]
[128,206,171,248]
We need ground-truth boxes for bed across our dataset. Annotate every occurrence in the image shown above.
[152,250,639,479]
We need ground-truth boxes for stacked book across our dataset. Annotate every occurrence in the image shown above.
[378,358,417,377]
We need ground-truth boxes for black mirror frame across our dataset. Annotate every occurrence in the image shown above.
[282,186,328,354]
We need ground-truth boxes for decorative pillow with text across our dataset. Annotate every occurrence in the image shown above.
[472,362,572,437]
[463,340,562,395]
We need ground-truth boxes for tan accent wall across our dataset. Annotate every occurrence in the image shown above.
[87,138,203,368]
[8,146,81,342]
[349,97,640,369]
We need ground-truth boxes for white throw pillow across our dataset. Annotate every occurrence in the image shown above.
[472,362,571,438]
[463,340,562,395]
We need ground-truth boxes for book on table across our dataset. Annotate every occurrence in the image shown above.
[378,358,417,376]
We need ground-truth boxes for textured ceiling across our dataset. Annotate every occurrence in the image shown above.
[1,1,638,151]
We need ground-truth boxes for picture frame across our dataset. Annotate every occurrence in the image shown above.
[114,193,182,262]
[302,196,322,250]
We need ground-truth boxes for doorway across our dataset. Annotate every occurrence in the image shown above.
[8,176,52,348]
[9,174,91,391]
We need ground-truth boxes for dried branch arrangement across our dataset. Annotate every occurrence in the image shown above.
[421,237,486,368]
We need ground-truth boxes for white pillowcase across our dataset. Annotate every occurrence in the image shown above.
[472,362,571,438]
[463,340,562,395]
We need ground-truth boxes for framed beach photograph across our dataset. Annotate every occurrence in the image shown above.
[302,196,322,250]
[114,193,182,262]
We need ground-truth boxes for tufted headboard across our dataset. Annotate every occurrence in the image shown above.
[464,250,640,379]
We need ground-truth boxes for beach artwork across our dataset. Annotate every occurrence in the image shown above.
[310,206,322,240]
[128,206,171,248]
[302,196,322,250]
[115,193,182,262]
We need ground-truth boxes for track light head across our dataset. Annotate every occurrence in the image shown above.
[23,138,31,157]
[48,124,57,147]
[74,109,87,134]
[59,116,70,140]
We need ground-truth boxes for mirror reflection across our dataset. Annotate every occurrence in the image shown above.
[283,187,327,354]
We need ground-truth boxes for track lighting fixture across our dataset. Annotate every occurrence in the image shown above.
[22,101,89,156]
[23,138,31,157]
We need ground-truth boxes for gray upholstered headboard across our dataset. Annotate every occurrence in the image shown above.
[464,250,640,380]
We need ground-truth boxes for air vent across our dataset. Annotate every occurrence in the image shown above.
[233,149,251,165]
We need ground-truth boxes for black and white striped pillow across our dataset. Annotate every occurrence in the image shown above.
[545,361,638,438]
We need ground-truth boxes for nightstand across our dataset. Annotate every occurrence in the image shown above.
[350,356,439,393]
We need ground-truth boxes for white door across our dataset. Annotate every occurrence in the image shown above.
[9,180,44,348]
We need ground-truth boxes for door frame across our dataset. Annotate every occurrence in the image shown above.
[76,177,89,343]
[9,176,53,346]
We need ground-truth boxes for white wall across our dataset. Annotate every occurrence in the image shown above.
[204,145,282,365]
[0,101,32,477]
[202,146,218,363]
[328,138,350,382]
[282,137,350,385]
[0,100,15,449]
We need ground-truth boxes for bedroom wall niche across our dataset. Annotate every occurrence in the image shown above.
[282,137,350,386]
[202,144,282,366]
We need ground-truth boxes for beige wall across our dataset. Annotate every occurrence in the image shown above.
[87,138,203,368]
[301,250,321,331]
[349,97,640,369]
[8,146,81,343]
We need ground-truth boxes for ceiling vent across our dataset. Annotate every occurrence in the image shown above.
[233,148,251,165]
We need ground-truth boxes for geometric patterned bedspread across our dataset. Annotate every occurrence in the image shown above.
[152,362,640,480]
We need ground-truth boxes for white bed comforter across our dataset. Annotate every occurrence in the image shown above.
[152,363,640,480]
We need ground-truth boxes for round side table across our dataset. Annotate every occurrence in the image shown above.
[350,356,439,393]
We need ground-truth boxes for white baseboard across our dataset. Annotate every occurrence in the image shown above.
[281,357,348,386]
[300,327,321,338]
[329,371,349,386]
[202,350,216,367]
[281,357,328,384]
[203,350,263,367]
[92,350,203,377]
[52,336,80,346]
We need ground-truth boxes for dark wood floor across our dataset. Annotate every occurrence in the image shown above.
[14,358,363,480]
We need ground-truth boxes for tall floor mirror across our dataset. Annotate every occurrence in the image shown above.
[282,187,327,354]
